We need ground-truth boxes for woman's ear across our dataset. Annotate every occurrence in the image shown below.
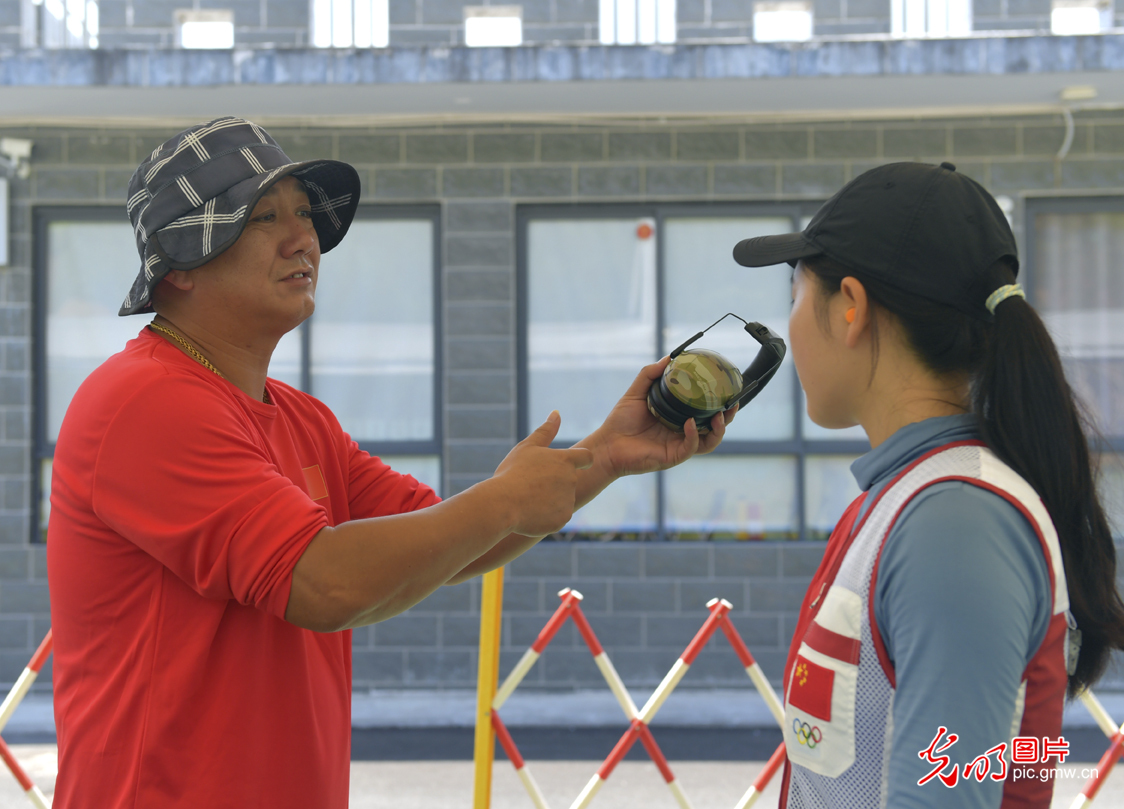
[839,276,869,348]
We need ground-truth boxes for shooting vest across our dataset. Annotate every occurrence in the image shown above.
[780,441,1070,808]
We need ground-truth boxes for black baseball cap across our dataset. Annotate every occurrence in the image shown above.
[732,162,1018,320]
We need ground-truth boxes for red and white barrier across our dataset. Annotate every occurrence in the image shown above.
[0,631,52,736]
[733,741,786,809]
[1069,731,1123,809]
[569,720,638,809]
[0,630,54,807]
[491,591,789,809]
[637,599,784,727]
[492,712,550,809]
[569,719,693,809]
[1070,690,1124,808]
[1079,690,1119,740]
[491,589,657,809]
[635,722,692,809]
[0,736,49,809]
[494,590,637,721]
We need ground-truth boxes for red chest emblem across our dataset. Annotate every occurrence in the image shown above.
[302,465,329,501]
[789,654,834,721]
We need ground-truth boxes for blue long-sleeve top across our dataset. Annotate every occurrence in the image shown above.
[853,413,1054,808]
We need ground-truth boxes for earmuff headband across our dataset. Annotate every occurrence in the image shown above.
[647,314,788,433]
[669,314,787,409]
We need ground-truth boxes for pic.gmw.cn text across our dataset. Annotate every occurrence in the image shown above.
[917,727,1095,787]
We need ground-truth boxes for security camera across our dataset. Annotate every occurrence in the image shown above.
[0,139,33,180]
[0,139,31,163]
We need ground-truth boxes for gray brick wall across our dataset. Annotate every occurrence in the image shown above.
[0,123,36,686]
[7,110,1124,693]
[354,542,818,691]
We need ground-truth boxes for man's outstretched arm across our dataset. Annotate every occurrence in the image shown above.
[286,412,591,632]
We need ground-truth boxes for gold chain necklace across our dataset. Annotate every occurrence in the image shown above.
[148,322,272,405]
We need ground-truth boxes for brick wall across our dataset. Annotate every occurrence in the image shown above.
[350,541,822,690]
[5,111,1124,692]
[0,0,1073,51]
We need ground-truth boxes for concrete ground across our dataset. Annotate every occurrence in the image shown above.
[0,747,1120,808]
[350,760,1124,808]
[2,692,1121,807]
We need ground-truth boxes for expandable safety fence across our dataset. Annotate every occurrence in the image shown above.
[0,630,53,808]
[489,589,1124,809]
[1071,690,1124,808]
[489,589,787,809]
[1,613,1120,809]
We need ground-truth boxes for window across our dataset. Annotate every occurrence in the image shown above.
[22,0,99,48]
[519,205,867,542]
[175,9,235,49]
[1050,0,1113,34]
[599,0,676,45]
[753,1,814,43]
[312,0,389,48]
[0,178,7,267]
[891,0,971,37]
[1026,198,1124,537]
[34,205,442,541]
[464,6,523,46]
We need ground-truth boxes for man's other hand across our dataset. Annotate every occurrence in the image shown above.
[492,411,594,537]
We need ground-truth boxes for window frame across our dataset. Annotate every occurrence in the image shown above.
[33,205,120,544]
[1023,194,1124,455]
[599,0,677,44]
[33,203,444,542]
[516,202,870,542]
[890,0,972,37]
[24,0,100,49]
[314,203,445,460]
[310,0,390,48]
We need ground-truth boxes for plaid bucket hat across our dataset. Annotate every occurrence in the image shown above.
[120,116,361,316]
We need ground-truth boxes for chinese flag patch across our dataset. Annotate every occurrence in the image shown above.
[789,654,834,722]
[302,465,329,501]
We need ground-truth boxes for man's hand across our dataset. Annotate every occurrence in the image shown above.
[289,411,593,630]
[581,357,737,482]
[424,365,735,595]
[493,411,594,537]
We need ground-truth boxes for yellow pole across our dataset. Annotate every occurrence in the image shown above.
[473,567,505,809]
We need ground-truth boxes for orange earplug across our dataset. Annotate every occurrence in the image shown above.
[845,307,856,324]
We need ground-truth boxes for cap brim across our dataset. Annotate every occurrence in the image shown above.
[733,232,823,267]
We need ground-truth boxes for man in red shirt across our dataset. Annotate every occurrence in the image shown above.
[47,118,734,808]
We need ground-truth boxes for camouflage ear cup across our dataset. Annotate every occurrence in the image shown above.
[646,349,744,434]
[647,379,705,433]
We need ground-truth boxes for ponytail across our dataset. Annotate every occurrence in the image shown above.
[806,257,1124,695]
[977,267,1124,694]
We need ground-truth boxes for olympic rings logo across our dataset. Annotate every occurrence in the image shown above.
[793,719,823,748]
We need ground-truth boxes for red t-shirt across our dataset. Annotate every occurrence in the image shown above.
[47,327,439,808]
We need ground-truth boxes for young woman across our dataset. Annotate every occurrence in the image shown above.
[733,161,1124,809]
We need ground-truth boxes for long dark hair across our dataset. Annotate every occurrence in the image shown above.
[805,256,1124,695]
